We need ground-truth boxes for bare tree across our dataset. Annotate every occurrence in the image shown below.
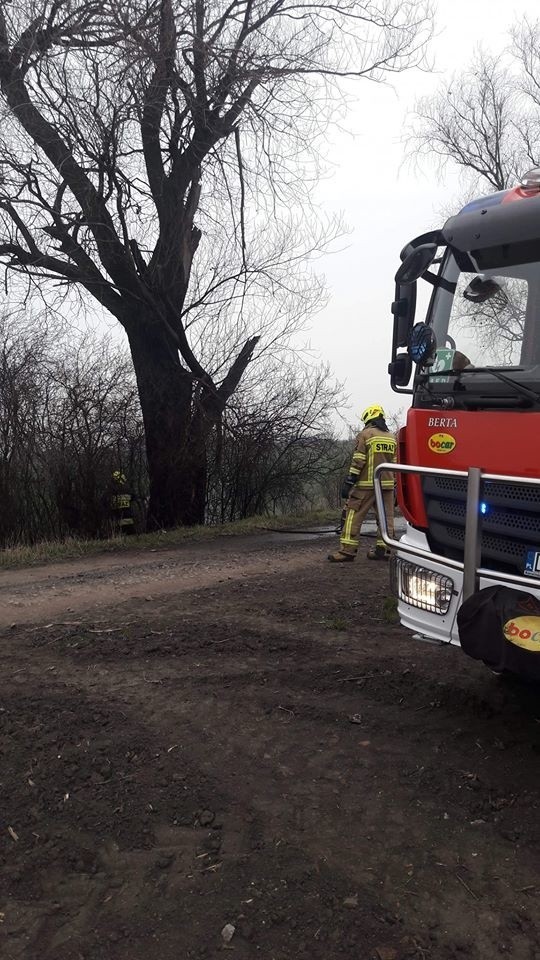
[409,21,540,193]
[0,310,348,544]
[0,311,51,542]
[207,358,344,521]
[0,0,432,528]
[0,313,147,543]
[408,28,540,355]
[44,336,146,536]
[511,19,540,168]
[410,51,525,192]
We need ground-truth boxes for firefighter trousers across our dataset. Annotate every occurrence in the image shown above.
[339,487,394,557]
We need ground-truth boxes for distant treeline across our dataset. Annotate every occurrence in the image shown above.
[0,314,347,545]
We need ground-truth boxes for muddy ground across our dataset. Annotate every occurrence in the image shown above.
[1,530,540,960]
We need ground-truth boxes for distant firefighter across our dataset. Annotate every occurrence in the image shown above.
[111,470,135,533]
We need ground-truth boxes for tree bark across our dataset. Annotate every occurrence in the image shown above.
[127,320,207,529]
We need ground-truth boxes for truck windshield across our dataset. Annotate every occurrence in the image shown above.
[429,255,540,368]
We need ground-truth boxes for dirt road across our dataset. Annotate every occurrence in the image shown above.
[1,532,540,960]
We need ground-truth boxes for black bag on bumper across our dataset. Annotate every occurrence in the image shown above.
[457,585,540,679]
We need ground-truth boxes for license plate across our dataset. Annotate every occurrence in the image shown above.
[524,548,540,578]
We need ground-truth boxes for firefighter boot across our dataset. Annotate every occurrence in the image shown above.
[327,551,355,563]
[367,544,390,561]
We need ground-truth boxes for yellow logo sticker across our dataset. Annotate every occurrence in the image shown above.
[428,432,456,454]
[503,616,540,652]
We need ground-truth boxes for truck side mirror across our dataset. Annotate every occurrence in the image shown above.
[392,282,417,347]
[395,242,438,284]
[463,276,506,303]
[388,353,413,387]
[389,231,445,393]
[389,281,416,389]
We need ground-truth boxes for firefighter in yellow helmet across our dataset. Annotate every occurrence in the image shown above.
[328,404,397,562]
[110,470,135,533]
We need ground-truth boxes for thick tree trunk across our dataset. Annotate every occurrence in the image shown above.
[127,321,207,529]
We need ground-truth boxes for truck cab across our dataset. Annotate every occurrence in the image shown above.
[381,170,540,671]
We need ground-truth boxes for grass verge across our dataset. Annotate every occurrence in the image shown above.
[381,595,399,624]
[0,510,339,571]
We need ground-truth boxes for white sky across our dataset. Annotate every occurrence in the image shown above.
[26,0,538,436]
[311,0,538,431]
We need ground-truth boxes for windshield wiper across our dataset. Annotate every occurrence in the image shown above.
[427,366,540,403]
[461,367,540,403]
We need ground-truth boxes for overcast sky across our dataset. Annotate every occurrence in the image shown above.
[311,0,538,431]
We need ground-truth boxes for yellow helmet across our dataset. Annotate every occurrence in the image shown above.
[361,404,385,424]
[112,470,127,485]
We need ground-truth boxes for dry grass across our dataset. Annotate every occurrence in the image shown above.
[0,510,339,570]
[381,595,399,624]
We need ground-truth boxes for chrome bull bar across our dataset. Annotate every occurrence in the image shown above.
[373,463,540,600]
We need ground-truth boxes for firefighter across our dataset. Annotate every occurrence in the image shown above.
[111,470,135,534]
[328,404,397,563]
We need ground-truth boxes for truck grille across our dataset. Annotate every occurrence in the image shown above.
[422,476,540,574]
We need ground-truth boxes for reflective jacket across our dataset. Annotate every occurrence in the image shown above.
[349,426,397,489]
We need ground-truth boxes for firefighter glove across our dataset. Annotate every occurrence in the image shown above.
[341,475,355,500]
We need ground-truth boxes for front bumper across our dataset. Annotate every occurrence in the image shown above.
[392,526,462,645]
[374,462,540,648]
[393,525,540,646]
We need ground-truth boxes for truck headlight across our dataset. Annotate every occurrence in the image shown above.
[390,557,454,615]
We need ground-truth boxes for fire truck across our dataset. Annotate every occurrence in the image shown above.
[374,169,540,677]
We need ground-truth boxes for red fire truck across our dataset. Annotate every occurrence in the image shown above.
[374,169,540,677]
